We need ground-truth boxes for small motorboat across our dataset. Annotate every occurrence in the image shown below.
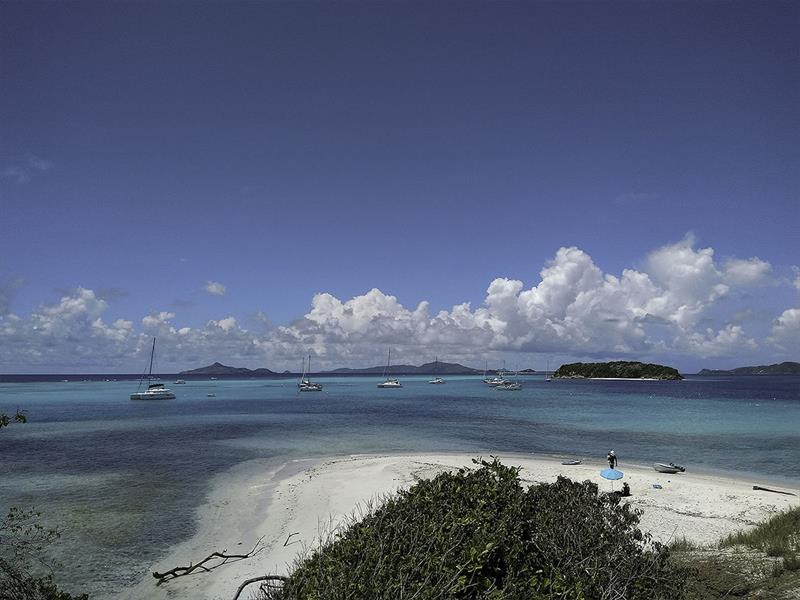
[654,462,685,474]
[561,459,582,466]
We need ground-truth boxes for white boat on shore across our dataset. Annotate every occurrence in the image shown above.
[377,349,402,389]
[131,338,175,400]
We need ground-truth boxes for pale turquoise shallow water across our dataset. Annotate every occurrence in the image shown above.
[0,375,798,597]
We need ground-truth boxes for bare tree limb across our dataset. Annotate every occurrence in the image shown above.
[152,537,264,584]
[283,532,300,546]
[232,575,288,600]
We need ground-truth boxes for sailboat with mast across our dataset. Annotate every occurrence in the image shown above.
[428,356,445,384]
[130,338,175,400]
[298,354,323,392]
[484,360,509,386]
[377,349,402,388]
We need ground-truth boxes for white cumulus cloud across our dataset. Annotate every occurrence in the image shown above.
[723,257,772,285]
[0,239,792,371]
[769,308,800,352]
[269,238,773,366]
[205,281,227,296]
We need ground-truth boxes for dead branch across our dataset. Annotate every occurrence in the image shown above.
[232,575,289,600]
[283,532,300,546]
[152,536,265,584]
[752,485,796,496]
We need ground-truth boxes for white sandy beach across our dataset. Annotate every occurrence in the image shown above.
[114,453,799,600]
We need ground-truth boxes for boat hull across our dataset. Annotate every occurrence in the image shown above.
[130,391,176,400]
[653,463,685,474]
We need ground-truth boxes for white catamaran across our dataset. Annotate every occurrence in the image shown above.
[298,354,323,392]
[130,338,176,400]
[428,356,445,384]
[484,360,509,386]
[377,349,402,388]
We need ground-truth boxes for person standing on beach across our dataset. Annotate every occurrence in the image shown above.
[607,450,617,469]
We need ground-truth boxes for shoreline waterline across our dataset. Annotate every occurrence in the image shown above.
[3,375,797,597]
[115,450,800,600]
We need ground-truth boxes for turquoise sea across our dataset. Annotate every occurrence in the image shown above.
[1,375,798,597]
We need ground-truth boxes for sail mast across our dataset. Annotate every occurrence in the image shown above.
[148,338,156,378]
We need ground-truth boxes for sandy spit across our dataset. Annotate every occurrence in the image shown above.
[114,453,799,600]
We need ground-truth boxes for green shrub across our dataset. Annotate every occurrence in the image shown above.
[0,558,88,600]
[0,508,85,600]
[267,458,685,600]
[721,506,800,558]
[784,553,800,572]
[668,537,697,552]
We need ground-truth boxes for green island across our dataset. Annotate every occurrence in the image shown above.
[697,361,800,376]
[553,361,683,380]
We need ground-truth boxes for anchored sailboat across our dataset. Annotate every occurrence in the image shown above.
[130,338,175,400]
[428,356,445,384]
[377,349,402,388]
[298,354,323,392]
[484,360,509,386]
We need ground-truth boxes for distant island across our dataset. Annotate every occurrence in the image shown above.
[317,360,481,376]
[697,361,800,376]
[177,360,481,378]
[553,361,683,380]
[177,362,278,377]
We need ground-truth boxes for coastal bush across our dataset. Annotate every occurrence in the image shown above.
[0,508,86,600]
[264,458,685,600]
[720,506,800,559]
[673,506,800,599]
[0,558,88,600]
[0,409,27,429]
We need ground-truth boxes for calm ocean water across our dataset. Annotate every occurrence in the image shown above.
[1,375,798,597]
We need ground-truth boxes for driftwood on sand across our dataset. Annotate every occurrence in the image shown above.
[232,575,289,600]
[752,485,797,496]
[152,537,265,584]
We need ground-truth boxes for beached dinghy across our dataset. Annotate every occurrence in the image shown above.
[654,462,685,474]
[561,459,582,466]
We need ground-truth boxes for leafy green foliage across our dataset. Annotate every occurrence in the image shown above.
[267,458,685,600]
[553,361,683,380]
[0,507,61,568]
[0,507,86,599]
[0,558,88,600]
[0,409,27,429]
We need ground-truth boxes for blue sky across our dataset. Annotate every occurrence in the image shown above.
[1,1,798,373]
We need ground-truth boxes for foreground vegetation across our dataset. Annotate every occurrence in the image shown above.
[2,412,86,599]
[265,458,685,600]
[0,508,87,600]
[671,506,800,600]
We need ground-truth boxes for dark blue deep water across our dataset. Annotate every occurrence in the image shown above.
[1,375,798,597]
